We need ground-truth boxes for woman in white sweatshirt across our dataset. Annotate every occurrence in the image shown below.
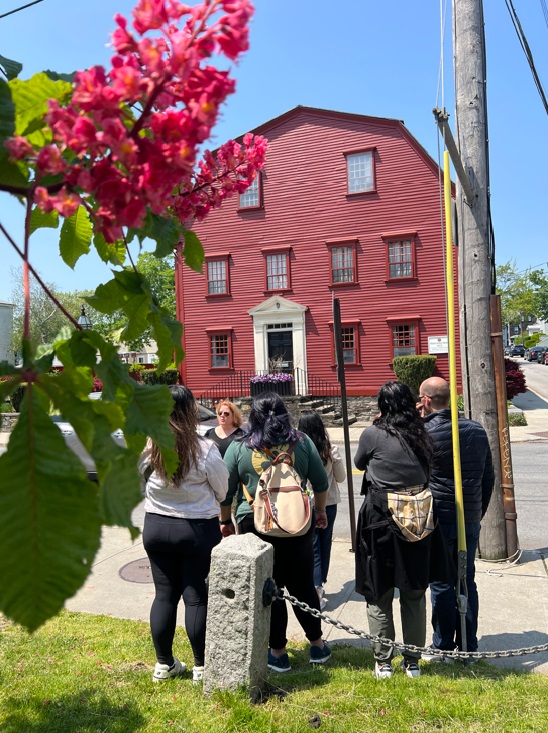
[139,385,228,684]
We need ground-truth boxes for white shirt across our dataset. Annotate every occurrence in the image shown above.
[139,438,229,519]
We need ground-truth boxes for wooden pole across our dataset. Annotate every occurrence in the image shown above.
[332,298,356,551]
[490,295,519,558]
[453,0,506,558]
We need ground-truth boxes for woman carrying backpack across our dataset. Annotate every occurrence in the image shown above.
[298,410,346,609]
[354,382,451,681]
[221,392,332,673]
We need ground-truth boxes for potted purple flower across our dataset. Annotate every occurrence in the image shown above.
[250,372,294,397]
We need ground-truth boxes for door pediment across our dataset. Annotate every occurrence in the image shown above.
[248,296,307,317]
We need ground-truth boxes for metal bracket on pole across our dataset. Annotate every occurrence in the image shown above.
[433,107,475,206]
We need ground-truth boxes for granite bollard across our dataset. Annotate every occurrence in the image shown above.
[203,533,274,695]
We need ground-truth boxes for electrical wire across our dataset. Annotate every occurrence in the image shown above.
[0,0,44,20]
[540,0,548,29]
[504,0,548,116]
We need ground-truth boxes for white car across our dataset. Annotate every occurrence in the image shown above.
[52,395,219,480]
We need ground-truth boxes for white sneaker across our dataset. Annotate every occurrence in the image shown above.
[316,585,325,599]
[192,666,204,683]
[373,661,393,679]
[152,657,186,682]
[401,659,421,678]
[319,596,327,610]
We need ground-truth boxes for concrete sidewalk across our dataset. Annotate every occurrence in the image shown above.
[65,518,548,675]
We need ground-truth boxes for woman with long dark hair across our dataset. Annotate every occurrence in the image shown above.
[354,382,450,680]
[221,392,332,673]
[298,410,345,608]
[139,385,228,683]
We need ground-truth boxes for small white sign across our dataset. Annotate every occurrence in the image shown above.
[428,335,449,354]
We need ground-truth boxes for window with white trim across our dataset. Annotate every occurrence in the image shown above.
[331,245,355,284]
[239,175,260,208]
[392,323,417,358]
[210,333,231,368]
[347,151,374,193]
[207,258,228,295]
[388,240,414,279]
[266,253,288,290]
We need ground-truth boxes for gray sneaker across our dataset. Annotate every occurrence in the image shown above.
[373,661,394,679]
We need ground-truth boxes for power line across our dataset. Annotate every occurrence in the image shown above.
[0,0,44,21]
[504,0,548,116]
[540,0,548,29]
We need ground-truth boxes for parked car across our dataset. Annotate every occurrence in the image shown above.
[53,395,219,480]
[527,345,547,362]
[504,346,511,356]
[543,351,548,365]
[510,344,525,357]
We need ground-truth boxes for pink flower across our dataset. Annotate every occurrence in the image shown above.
[36,145,67,175]
[133,0,170,34]
[4,136,34,160]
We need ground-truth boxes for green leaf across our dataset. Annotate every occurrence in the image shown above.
[93,231,126,266]
[10,72,72,138]
[0,54,23,81]
[59,206,92,268]
[0,371,21,401]
[0,149,29,187]
[182,229,204,273]
[148,308,184,372]
[30,206,59,235]
[88,272,150,341]
[0,385,102,631]
[150,214,181,258]
[0,78,15,142]
[44,70,76,84]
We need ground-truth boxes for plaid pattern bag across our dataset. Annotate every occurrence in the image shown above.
[385,485,435,542]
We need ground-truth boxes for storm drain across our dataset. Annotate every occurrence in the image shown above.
[119,558,153,584]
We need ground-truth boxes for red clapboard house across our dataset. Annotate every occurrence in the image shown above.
[175,106,459,398]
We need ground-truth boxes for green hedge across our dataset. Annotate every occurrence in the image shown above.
[392,355,437,400]
[140,368,180,386]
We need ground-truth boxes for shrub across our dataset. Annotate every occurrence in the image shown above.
[508,411,527,427]
[392,355,437,400]
[141,368,180,386]
[505,358,526,399]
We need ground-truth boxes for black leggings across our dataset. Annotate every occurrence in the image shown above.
[143,512,221,666]
[238,514,322,649]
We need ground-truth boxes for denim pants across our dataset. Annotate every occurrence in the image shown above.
[429,520,481,652]
[313,504,338,587]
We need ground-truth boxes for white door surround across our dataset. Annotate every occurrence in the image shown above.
[248,296,308,394]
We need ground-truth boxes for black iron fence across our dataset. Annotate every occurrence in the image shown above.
[197,367,341,412]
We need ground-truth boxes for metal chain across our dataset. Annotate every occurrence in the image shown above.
[279,590,548,660]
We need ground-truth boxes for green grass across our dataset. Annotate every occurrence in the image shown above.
[1,612,547,732]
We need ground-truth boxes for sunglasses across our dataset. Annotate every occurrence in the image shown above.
[218,411,231,417]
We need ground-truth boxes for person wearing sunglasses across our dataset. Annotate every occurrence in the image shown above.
[205,400,244,458]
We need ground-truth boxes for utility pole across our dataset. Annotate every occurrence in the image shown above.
[453,0,506,558]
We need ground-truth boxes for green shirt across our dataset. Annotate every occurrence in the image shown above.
[222,435,329,523]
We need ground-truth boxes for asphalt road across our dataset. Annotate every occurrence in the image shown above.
[332,441,547,553]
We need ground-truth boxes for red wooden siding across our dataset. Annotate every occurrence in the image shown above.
[176,107,460,396]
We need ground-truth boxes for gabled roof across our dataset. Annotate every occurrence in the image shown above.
[239,105,442,178]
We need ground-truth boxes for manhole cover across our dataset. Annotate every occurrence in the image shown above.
[119,558,153,584]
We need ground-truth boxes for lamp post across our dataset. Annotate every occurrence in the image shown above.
[77,305,92,330]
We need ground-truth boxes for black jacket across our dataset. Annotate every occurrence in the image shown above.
[424,409,494,524]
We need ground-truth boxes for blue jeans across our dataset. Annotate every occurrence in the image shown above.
[313,504,338,587]
[430,520,481,652]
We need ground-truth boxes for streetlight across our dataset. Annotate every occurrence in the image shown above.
[77,305,92,330]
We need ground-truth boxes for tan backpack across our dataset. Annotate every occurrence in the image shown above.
[243,444,312,538]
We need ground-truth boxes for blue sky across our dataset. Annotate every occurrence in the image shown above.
[1,0,547,303]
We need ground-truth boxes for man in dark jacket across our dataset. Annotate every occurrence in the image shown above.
[418,377,494,658]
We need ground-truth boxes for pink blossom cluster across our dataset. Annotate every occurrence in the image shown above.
[4,0,267,241]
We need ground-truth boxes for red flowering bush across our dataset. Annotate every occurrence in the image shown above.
[4,0,267,242]
[505,358,526,400]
